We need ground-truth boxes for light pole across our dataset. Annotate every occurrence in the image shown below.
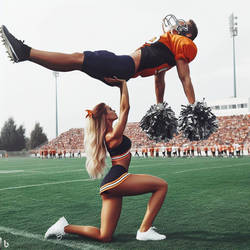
[53,71,59,138]
[229,13,238,98]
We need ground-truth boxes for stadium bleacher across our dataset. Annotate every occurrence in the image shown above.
[37,114,250,156]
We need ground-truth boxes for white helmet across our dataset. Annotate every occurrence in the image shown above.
[162,14,189,35]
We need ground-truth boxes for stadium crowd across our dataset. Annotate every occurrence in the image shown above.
[35,115,250,158]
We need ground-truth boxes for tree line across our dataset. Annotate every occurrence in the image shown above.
[0,118,48,151]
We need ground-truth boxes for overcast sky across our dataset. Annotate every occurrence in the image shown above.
[1,0,249,140]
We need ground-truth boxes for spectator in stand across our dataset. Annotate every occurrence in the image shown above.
[183,147,187,157]
[218,145,223,157]
[44,149,48,159]
[149,147,155,157]
[161,146,166,158]
[204,146,208,157]
[166,146,172,158]
[210,145,216,157]
[53,149,56,158]
[223,145,227,157]
[190,144,195,157]
[58,150,62,159]
[240,144,244,156]
[141,148,145,157]
[196,146,201,157]
[135,149,140,157]
[78,150,82,158]
[234,143,241,157]
[155,148,159,157]
[172,146,177,157]
[186,145,190,157]
[229,145,234,157]
[40,149,44,159]
[177,145,181,157]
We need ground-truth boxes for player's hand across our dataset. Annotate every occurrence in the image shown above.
[104,76,126,87]
[190,101,197,110]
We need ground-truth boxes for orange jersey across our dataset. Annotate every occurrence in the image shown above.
[134,32,197,78]
[211,147,215,152]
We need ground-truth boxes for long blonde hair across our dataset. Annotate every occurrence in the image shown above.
[84,103,107,179]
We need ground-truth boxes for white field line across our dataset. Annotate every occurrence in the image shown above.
[175,163,249,174]
[0,178,94,192]
[0,226,106,250]
[23,169,85,175]
[0,169,86,178]
[0,170,24,174]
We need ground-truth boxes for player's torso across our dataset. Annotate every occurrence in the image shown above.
[134,32,197,78]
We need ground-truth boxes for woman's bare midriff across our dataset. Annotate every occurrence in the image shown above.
[111,152,131,171]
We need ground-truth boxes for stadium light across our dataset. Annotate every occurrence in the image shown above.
[53,71,59,138]
[229,13,238,98]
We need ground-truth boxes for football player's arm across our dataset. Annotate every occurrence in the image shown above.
[176,59,195,104]
[154,70,166,104]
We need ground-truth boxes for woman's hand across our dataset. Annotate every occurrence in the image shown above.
[104,76,126,87]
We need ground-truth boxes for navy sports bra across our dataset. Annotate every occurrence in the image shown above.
[106,135,131,160]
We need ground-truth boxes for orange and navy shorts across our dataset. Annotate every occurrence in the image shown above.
[100,165,130,194]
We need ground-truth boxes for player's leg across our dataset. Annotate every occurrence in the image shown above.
[0,25,83,71]
[29,49,83,71]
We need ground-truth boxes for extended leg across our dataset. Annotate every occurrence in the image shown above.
[0,25,83,71]
[64,195,122,242]
[29,49,84,71]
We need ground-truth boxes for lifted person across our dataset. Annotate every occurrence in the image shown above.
[0,14,198,105]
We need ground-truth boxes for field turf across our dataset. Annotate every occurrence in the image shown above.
[0,156,249,249]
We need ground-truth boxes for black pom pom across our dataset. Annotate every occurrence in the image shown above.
[178,102,218,141]
[139,102,178,142]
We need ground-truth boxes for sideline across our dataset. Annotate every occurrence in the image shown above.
[175,163,248,174]
[0,226,106,250]
[0,178,93,192]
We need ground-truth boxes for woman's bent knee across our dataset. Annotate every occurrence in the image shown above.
[159,179,168,192]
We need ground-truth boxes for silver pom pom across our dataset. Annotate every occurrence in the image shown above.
[140,102,178,142]
[178,101,218,141]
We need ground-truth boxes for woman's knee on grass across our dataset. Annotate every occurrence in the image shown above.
[99,234,112,243]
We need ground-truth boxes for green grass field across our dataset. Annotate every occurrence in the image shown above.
[0,156,249,250]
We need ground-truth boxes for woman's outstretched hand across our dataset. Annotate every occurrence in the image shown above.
[104,76,126,87]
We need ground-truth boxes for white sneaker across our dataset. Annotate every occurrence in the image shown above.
[44,216,69,239]
[136,227,166,241]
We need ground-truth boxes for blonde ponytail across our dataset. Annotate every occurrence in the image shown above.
[84,103,107,179]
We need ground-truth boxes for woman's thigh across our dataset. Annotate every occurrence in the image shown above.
[108,174,167,196]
